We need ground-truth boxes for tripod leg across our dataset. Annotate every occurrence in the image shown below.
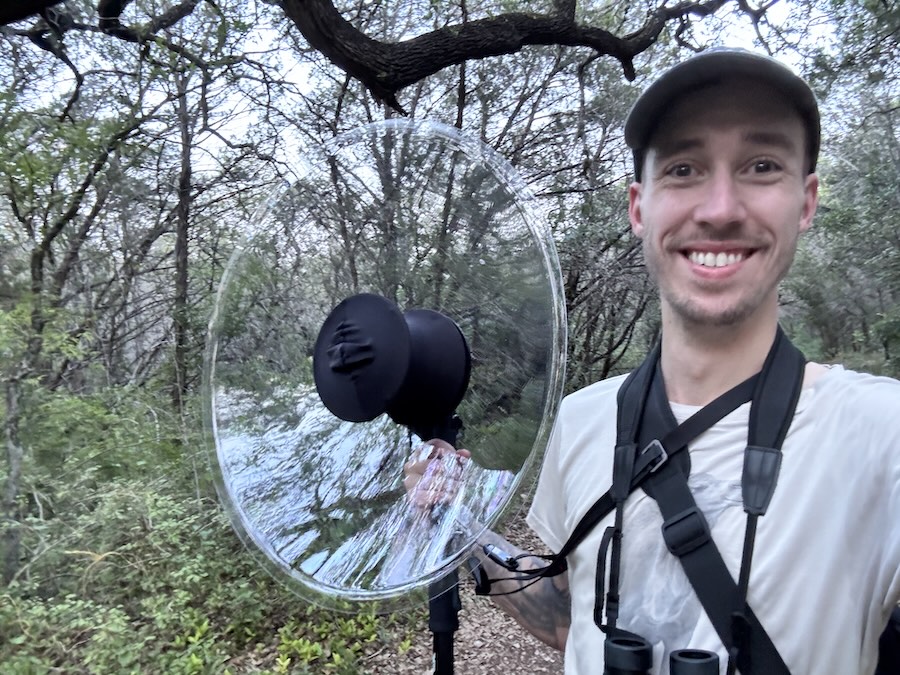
[429,569,461,675]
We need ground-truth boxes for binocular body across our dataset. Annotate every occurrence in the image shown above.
[604,635,720,675]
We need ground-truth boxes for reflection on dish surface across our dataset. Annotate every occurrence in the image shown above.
[204,119,565,605]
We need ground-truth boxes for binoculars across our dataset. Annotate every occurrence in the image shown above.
[604,635,720,675]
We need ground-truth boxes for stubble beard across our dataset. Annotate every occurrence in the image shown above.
[643,236,798,330]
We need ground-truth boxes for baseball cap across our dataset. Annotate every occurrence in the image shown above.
[624,48,821,181]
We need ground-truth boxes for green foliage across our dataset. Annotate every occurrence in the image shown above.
[0,302,85,373]
[0,593,146,673]
[22,386,172,474]
[272,606,384,675]
[1,471,417,674]
[783,87,899,376]
[464,378,546,470]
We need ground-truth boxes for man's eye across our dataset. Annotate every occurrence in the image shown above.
[667,163,693,177]
[753,159,781,173]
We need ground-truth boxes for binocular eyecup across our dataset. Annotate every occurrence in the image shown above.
[669,649,720,674]
[604,635,652,675]
[604,634,719,675]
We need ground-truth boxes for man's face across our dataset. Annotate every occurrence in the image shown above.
[628,79,819,329]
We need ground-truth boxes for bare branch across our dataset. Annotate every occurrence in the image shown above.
[5,0,208,69]
[0,0,61,26]
[99,0,201,41]
[5,0,764,118]
[282,0,737,114]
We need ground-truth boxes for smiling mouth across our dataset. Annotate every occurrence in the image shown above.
[686,250,752,268]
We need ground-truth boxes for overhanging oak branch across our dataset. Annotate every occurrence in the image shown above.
[0,0,62,26]
[1,0,754,115]
[281,0,733,114]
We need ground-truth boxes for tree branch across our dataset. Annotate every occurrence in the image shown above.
[5,0,749,117]
[98,0,201,41]
[0,0,61,26]
[282,0,736,114]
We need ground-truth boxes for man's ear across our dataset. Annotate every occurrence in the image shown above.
[629,182,645,238]
[799,173,819,234]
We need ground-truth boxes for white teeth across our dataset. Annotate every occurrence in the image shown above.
[689,251,745,268]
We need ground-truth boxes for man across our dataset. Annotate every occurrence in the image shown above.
[406,49,900,674]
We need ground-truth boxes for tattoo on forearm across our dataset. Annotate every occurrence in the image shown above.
[476,530,571,650]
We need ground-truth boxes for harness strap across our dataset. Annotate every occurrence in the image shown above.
[476,328,804,675]
[596,369,759,631]
[633,327,804,674]
[727,327,806,674]
[529,369,760,581]
[472,372,756,590]
[648,456,790,675]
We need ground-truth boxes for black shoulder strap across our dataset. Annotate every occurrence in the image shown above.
[877,606,900,675]
[541,344,756,577]
[647,456,790,674]
[519,329,802,575]
[532,352,658,578]
[639,327,805,675]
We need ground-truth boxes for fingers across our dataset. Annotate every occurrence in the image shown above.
[402,439,471,509]
[425,438,456,454]
[422,439,471,464]
[401,472,419,492]
[403,440,470,477]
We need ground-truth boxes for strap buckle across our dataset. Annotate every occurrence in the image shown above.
[661,506,711,557]
[640,439,668,473]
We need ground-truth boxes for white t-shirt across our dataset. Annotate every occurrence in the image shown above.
[527,365,900,675]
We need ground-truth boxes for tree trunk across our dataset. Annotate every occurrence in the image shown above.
[2,377,24,586]
[171,72,192,414]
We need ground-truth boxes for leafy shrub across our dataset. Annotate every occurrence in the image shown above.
[1,474,419,673]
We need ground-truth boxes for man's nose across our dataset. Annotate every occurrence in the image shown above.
[693,172,747,228]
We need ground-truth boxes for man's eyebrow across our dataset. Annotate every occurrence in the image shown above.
[651,130,799,161]
[651,137,703,161]
[743,130,798,152]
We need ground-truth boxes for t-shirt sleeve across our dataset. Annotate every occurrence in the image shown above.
[526,418,567,553]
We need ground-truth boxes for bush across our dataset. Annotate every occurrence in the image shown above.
[1,476,419,674]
